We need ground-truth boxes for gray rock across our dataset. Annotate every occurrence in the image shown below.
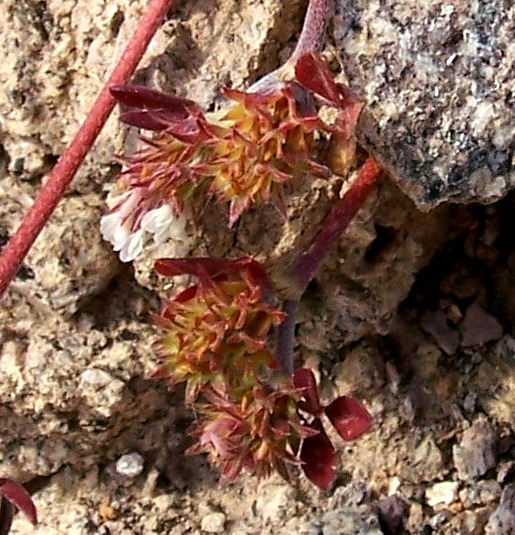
[460,303,503,347]
[459,480,501,508]
[453,418,497,480]
[493,336,515,363]
[400,435,445,483]
[485,484,515,535]
[329,481,372,509]
[420,309,460,354]
[307,506,382,535]
[334,0,514,209]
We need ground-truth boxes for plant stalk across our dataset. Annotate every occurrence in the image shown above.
[248,0,334,94]
[291,0,334,61]
[0,0,176,299]
[276,299,299,374]
[291,157,382,296]
[276,158,381,372]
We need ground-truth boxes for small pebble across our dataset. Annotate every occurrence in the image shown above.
[201,512,226,533]
[116,452,144,477]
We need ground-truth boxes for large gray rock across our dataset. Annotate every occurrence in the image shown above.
[334,0,514,209]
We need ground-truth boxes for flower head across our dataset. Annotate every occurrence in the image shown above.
[152,257,284,403]
[102,53,364,261]
[188,382,316,482]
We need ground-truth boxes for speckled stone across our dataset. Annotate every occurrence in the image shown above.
[306,506,382,535]
[485,484,515,535]
[453,418,497,481]
[333,0,514,208]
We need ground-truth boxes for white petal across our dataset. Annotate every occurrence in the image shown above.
[100,212,122,244]
[119,229,144,262]
[112,223,132,251]
[140,204,186,245]
[166,214,187,240]
[140,204,172,232]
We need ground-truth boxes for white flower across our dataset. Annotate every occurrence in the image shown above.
[100,210,144,263]
[140,204,186,245]
[101,198,187,262]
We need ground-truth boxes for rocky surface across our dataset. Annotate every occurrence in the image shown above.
[334,0,515,209]
[2,1,515,534]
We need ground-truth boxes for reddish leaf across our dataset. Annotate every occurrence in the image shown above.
[165,117,210,144]
[293,368,322,415]
[119,110,189,130]
[110,85,200,112]
[222,86,274,108]
[294,53,362,111]
[155,257,226,281]
[299,418,336,490]
[0,479,37,527]
[324,395,372,441]
[154,257,270,290]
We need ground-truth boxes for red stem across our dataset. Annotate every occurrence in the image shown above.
[291,157,382,295]
[0,0,176,299]
[248,0,333,94]
[292,0,334,60]
[276,158,381,372]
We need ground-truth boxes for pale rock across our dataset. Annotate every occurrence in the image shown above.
[255,482,293,523]
[115,452,144,477]
[11,194,120,317]
[426,481,459,507]
[79,368,125,418]
[201,512,226,534]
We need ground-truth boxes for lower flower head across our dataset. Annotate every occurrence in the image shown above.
[188,382,315,482]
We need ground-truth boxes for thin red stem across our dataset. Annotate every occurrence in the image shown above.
[276,299,299,373]
[276,158,381,371]
[292,0,334,60]
[291,157,382,295]
[0,0,176,298]
[248,0,334,94]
